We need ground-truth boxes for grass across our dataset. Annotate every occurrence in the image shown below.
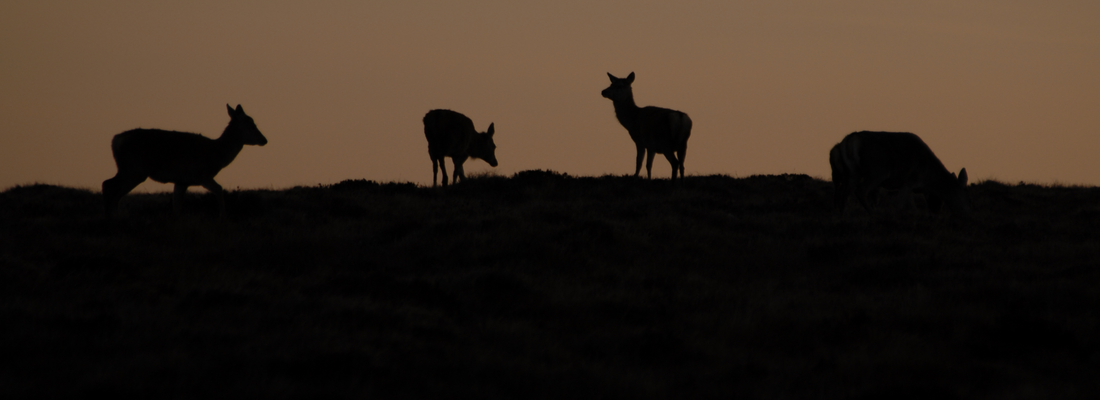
[1,171,1098,399]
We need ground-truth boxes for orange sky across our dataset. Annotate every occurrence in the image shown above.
[2,1,1099,192]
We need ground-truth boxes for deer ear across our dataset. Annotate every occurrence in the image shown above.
[235,104,244,113]
[487,123,495,137]
[627,72,635,83]
[227,104,235,116]
[607,72,616,81]
[958,168,968,186]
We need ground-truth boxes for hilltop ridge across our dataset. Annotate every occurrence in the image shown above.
[2,171,1098,399]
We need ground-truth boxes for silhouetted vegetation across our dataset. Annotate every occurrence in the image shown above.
[2,171,1098,399]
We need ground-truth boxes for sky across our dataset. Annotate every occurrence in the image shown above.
[2,1,1099,192]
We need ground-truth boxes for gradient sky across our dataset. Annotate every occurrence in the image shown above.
[2,1,1098,192]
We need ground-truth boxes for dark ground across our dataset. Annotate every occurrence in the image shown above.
[1,171,1098,399]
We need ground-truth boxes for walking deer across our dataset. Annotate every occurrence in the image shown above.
[830,131,969,217]
[601,72,692,181]
[423,109,498,187]
[102,104,267,217]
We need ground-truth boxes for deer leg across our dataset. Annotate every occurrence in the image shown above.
[634,144,645,177]
[453,157,467,185]
[439,158,449,187]
[677,147,687,181]
[432,157,440,187]
[202,180,226,217]
[645,150,656,179]
[102,172,146,217]
[663,152,680,181]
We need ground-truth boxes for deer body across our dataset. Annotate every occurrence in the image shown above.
[103,104,267,216]
[423,109,498,187]
[601,72,692,181]
[830,131,968,216]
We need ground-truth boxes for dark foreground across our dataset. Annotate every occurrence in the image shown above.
[2,171,1098,399]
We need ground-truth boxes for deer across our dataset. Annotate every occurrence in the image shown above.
[102,104,267,217]
[423,109,498,187]
[601,72,692,182]
[830,131,969,217]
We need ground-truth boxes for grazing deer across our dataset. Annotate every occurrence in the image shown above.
[102,104,267,217]
[423,109,498,187]
[601,72,692,181]
[830,131,969,217]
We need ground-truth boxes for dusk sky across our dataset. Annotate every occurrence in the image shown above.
[2,1,1098,192]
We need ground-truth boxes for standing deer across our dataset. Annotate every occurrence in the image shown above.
[423,109,498,187]
[102,104,267,217]
[830,131,969,217]
[601,72,692,181]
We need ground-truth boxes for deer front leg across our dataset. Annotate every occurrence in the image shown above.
[452,157,467,185]
[432,157,440,187]
[634,144,645,177]
[439,158,449,187]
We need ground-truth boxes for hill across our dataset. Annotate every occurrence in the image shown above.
[2,171,1098,399]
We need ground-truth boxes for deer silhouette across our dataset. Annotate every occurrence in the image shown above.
[102,104,267,217]
[423,109,498,187]
[601,72,692,181]
[830,131,968,217]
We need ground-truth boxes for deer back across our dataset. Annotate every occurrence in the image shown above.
[110,104,266,185]
[424,109,479,159]
[839,131,969,215]
[843,131,950,189]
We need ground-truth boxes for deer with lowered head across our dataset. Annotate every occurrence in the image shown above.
[423,109,498,187]
[830,130,969,217]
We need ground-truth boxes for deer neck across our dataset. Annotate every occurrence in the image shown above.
[213,129,246,169]
[611,93,642,128]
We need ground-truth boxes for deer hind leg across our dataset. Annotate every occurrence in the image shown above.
[645,149,656,179]
[201,180,226,217]
[663,152,680,181]
[634,144,645,177]
[102,172,146,217]
[676,146,687,181]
